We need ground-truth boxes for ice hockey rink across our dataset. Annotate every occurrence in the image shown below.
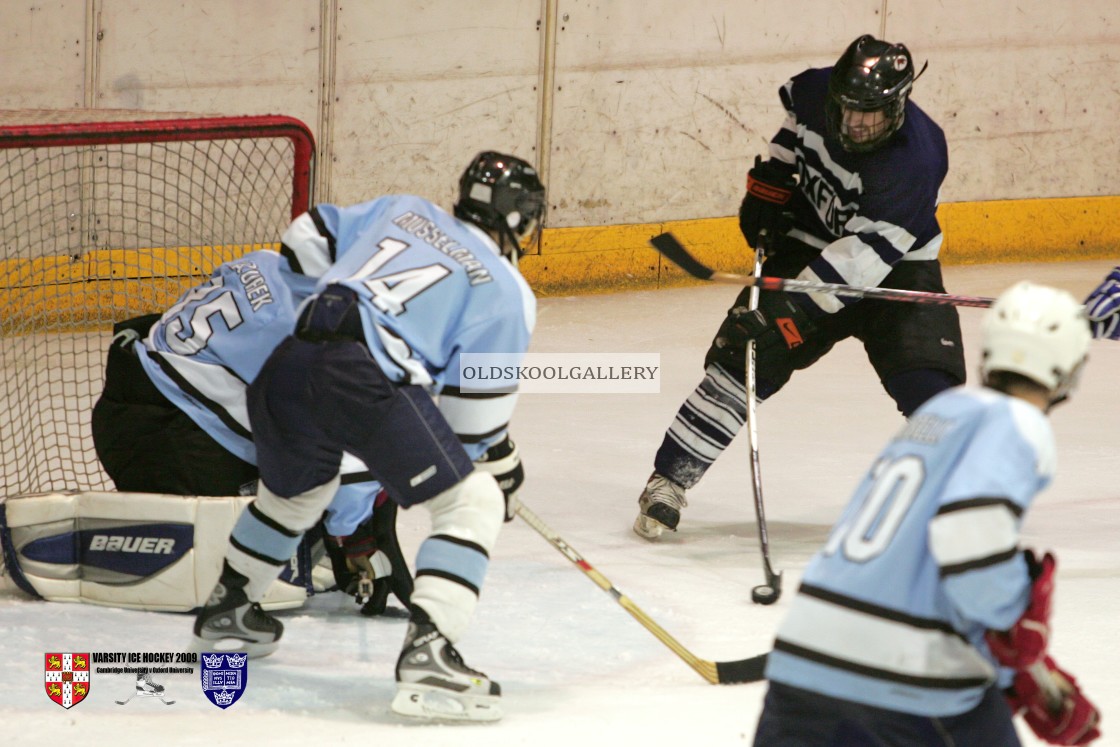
[2,258,1118,746]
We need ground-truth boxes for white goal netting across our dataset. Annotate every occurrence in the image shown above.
[0,110,315,498]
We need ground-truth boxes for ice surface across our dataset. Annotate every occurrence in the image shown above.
[3,260,1118,745]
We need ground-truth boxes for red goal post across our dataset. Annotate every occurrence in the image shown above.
[0,111,316,499]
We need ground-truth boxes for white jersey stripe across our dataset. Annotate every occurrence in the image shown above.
[775,589,995,683]
[280,212,333,278]
[929,501,1020,569]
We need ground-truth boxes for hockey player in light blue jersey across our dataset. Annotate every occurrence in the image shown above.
[192,151,544,723]
[754,282,1100,746]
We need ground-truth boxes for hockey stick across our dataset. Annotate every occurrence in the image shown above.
[745,231,781,605]
[515,501,768,684]
[116,690,176,705]
[651,232,996,308]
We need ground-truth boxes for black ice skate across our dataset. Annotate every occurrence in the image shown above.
[390,613,501,722]
[634,471,688,539]
[191,562,283,658]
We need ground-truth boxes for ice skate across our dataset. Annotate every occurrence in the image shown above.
[136,671,165,695]
[190,564,283,658]
[633,472,688,539]
[115,671,175,705]
[390,617,501,723]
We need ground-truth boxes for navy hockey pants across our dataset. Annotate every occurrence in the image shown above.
[247,335,474,508]
[752,682,1021,747]
[705,238,966,416]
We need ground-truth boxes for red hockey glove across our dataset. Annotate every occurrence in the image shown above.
[739,156,796,249]
[1007,656,1101,746]
[986,550,1055,669]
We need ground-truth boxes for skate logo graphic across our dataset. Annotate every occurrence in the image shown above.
[115,670,176,706]
[200,652,248,709]
[44,652,90,709]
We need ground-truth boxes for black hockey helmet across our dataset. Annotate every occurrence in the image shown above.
[454,151,546,263]
[826,35,919,152]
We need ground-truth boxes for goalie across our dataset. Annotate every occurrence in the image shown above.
[87,251,412,616]
[3,206,412,616]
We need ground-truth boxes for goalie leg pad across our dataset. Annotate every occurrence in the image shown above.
[0,491,308,612]
[410,470,504,642]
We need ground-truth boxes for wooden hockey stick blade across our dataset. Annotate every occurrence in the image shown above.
[650,232,996,308]
[515,501,767,685]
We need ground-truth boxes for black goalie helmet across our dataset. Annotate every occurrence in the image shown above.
[826,34,917,153]
[454,151,546,263]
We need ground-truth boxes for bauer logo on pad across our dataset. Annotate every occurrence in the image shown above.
[200,652,248,709]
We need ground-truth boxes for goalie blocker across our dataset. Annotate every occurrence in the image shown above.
[0,491,338,611]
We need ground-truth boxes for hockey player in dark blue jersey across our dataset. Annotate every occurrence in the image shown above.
[754,281,1100,746]
[637,34,967,539]
[190,151,545,723]
[1083,266,1120,339]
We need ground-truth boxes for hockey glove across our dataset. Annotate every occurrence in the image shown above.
[475,436,524,522]
[1007,656,1101,746]
[738,156,797,249]
[986,550,1056,669]
[714,290,816,366]
[1083,266,1120,340]
[327,490,413,615]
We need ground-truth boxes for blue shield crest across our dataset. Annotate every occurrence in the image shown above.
[200,652,248,709]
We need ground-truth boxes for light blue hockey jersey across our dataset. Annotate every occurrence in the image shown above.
[135,250,376,535]
[765,386,1053,716]
[138,251,314,464]
[282,194,536,460]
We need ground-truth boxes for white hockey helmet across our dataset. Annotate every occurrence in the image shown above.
[981,281,1091,402]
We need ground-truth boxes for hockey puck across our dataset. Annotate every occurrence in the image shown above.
[751,585,779,605]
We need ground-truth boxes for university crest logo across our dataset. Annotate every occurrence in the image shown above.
[45,652,90,709]
[200,652,248,709]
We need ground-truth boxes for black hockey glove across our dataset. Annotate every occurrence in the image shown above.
[325,494,413,616]
[739,156,797,250]
[475,436,524,522]
[714,291,816,362]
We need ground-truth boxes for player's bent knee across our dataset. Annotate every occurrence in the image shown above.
[424,470,504,551]
[254,475,341,534]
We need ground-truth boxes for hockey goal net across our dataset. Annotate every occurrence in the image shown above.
[0,111,315,499]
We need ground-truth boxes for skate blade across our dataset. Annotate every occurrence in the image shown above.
[189,633,278,659]
[391,684,502,723]
[633,513,667,539]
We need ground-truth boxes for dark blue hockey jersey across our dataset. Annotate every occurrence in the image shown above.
[769,67,949,314]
